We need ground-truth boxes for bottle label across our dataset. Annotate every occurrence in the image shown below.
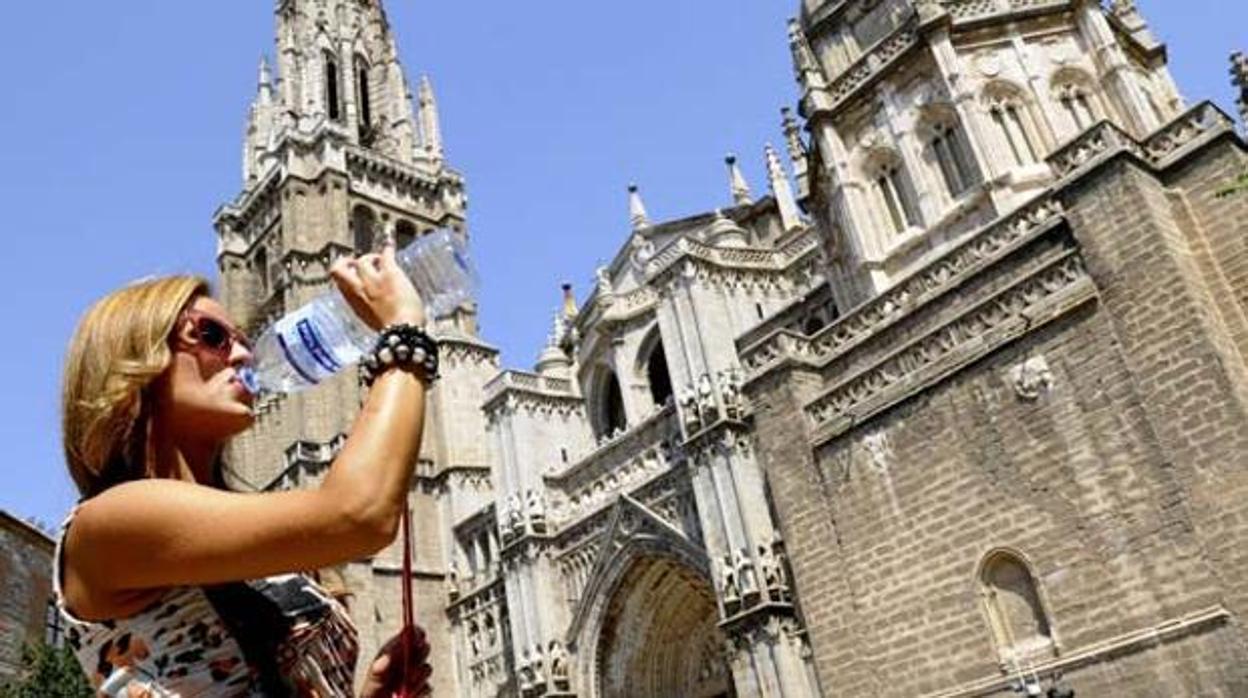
[276,316,344,385]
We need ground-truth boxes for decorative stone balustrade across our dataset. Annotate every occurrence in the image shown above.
[742,196,1065,379]
[805,250,1094,440]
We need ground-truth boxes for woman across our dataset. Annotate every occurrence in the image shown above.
[56,244,433,696]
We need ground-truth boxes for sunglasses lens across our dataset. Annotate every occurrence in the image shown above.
[197,318,229,350]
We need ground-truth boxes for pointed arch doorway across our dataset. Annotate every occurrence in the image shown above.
[594,554,733,698]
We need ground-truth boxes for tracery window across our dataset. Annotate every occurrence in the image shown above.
[985,86,1040,166]
[866,151,920,236]
[926,116,979,198]
[1052,71,1102,134]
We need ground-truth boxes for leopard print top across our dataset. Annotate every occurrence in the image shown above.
[53,506,360,697]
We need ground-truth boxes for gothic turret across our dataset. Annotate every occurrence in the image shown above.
[791,0,1184,307]
[726,155,753,206]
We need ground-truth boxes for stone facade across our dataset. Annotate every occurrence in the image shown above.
[0,510,56,683]
[216,0,1248,696]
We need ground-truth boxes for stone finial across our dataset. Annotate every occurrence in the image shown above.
[418,75,444,161]
[1234,52,1248,128]
[787,18,826,91]
[628,184,650,230]
[561,282,578,319]
[765,144,803,233]
[258,56,273,90]
[780,108,806,165]
[725,155,753,206]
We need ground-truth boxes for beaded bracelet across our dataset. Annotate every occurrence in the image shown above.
[360,323,440,386]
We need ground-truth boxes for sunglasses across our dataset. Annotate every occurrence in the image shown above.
[178,309,253,357]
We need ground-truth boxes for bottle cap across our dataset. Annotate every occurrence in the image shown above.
[238,366,261,395]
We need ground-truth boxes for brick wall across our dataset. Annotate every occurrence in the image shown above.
[750,137,1248,697]
[0,511,55,683]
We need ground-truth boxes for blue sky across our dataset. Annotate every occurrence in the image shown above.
[0,1,1243,528]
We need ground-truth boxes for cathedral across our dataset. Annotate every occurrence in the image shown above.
[214,0,1248,696]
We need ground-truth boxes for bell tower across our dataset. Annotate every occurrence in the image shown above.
[213,1,495,694]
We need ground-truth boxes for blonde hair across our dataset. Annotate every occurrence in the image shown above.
[61,276,211,498]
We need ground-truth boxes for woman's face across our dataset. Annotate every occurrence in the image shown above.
[158,296,255,441]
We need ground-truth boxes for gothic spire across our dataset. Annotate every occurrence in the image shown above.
[419,75,444,162]
[258,56,274,102]
[1233,52,1248,127]
[765,144,803,233]
[787,18,827,93]
[725,155,753,206]
[780,107,808,195]
[628,184,650,231]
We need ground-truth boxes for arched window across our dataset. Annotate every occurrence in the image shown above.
[984,84,1040,167]
[1052,70,1101,135]
[355,54,374,144]
[645,342,673,408]
[925,114,979,198]
[592,369,628,439]
[980,551,1055,662]
[395,220,418,250]
[325,53,342,122]
[865,150,920,236]
[351,205,377,253]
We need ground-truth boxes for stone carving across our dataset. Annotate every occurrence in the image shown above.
[735,548,760,603]
[743,197,1065,377]
[806,253,1091,433]
[827,25,919,107]
[759,543,789,600]
[526,488,548,534]
[446,559,460,601]
[595,265,614,297]
[1010,355,1054,401]
[505,493,524,538]
[697,373,719,423]
[518,647,536,691]
[468,620,481,657]
[548,640,570,689]
[718,368,743,420]
[720,553,741,611]
[680,383,702,434]
[787,18,826,91]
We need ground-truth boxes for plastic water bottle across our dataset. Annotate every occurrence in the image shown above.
[239,229,477,394]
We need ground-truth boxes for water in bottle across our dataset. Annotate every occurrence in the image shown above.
[239,228,477,395]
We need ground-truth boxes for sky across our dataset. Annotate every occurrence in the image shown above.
[0,1,1243,530]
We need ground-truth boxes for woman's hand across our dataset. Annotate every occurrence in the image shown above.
[358,625,432,698]
[331,241,426,331]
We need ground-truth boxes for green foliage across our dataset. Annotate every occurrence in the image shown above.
[0,642,90,698]
[1216,170,1248,198]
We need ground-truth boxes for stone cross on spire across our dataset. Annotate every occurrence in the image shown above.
[725,155,753,206]
[1233,52,1248,127]
[628,184,650,231]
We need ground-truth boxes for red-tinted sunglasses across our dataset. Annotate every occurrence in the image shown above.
[177,309,252,357]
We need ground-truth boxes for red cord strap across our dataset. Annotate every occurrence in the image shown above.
[394,505,416,697]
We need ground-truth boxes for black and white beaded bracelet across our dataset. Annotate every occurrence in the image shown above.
[360,323,440,386]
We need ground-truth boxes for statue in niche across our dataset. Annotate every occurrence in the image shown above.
[446,559,460,601]
[734,548,760,602]
[468,621,481,657]
[718,369,742,419]
[549,640,570,687]
[758,543,788,599]
[529,644,547,687]
[526,488,547,533]
[719,553,741,609]
[697,373,719,422]
[484,613,498,647]
[518,647,535,691]
[506,493,524,535]
[679,383,701,433]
